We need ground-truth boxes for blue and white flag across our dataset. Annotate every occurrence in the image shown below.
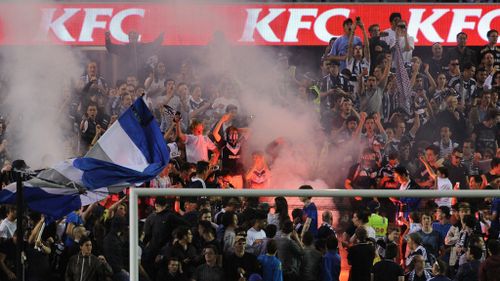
[74,97,169,189]
[0,179,112,219]
[0,97,169,218]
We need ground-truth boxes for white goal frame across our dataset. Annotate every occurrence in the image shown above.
[129,188,500,281]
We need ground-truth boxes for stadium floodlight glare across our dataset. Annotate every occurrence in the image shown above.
[129,188,500,281]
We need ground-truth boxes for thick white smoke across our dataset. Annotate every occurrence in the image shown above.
[195,34,344,223]
[0,4,82,169]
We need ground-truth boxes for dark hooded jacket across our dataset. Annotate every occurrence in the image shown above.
[479,255,500,281]
[65,253,112,281]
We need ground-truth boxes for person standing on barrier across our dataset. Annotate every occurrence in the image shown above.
[419,158,453,209]
[298,185,318,237]
[378,152,400,223]
[211,112,248,189]
[345,148,379,212]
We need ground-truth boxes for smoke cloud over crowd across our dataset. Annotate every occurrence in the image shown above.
[0,4,82,169]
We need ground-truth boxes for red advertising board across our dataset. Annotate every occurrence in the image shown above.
[0,3,498,46]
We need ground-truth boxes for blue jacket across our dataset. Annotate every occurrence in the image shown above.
[322,250,341,281]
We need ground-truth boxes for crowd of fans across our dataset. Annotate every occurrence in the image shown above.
[0,10,499,281]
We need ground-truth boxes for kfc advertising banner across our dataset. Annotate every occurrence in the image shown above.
[0,3,498,46]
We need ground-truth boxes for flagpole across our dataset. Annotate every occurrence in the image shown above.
[13,160,25,281]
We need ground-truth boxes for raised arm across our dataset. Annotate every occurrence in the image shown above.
[28,216,45,244]
[403,30,413,52]
[378,56,392,89]
[419,156,437,179]
[105,31,119,55]
[410,61,421,89]
[144,70,155,90]
[357,72,365,96]
[107,196,127,219]
[212,113,231,143]
[422,91,435,118]
[409,112,420,137]
[163,121,177,141]
[350,107,361,121]
[353,112,367,139]
[373,112,387,137]
[346,23,357,61]
[424,64,437,92]
[359,20,370,62]
[175,116,186,143]
[82,202,97,222]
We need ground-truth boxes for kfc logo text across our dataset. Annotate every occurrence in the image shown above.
[0,3,497,46]
[39,7,145,42]
[239,7,499,44]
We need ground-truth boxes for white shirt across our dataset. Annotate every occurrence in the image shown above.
[435,177,453,208]
[382,28,397,49]
[382,28,415,64]
[246,227,266,246]
[152,175,172,189]
[364,225,376,239]
[184,134,217,164]
[399,180,410,190]
[484,73,493,90]
[0,219,16,239]
[167,142,181,159]
[267,213,279,227]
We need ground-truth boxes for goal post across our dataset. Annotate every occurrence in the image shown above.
[129,188,500,281]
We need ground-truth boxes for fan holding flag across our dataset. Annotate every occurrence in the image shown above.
[0,97,170,220]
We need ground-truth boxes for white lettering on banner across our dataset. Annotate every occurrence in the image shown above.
[28,5,500,45]
[109,8,145,42]
[408,9,449,43]
[477,9,500,42]
[313,8,350,42]
[447,9,482,42]
[239,8,286,42]
[39,7,145,43]
[79,8,113,42]
[284,9,318,42]
[39,8,80,42]
[240,8,350,43]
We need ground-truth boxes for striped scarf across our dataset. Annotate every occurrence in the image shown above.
[394,36,412,115]
[407,269,432,281]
